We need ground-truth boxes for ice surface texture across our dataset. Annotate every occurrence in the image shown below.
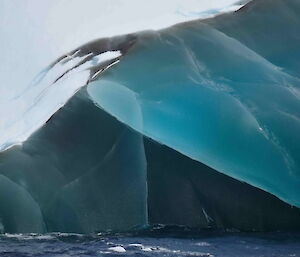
[88,0,300,207]
[0,90,147,233]
[1,88,300,234]
[0,0,300,233]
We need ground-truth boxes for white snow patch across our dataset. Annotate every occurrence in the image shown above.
[93,51,121,65]
[0,51,122,151]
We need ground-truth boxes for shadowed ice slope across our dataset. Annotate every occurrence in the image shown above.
[206,0,300,77]
[0,89,147,233]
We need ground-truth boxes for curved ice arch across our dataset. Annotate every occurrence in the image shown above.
[87,22,300,207]
[0,175,45,233]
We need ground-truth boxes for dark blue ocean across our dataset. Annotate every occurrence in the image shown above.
[1,227,300,257]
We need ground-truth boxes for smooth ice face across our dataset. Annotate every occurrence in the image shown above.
[0,175,45,233]
[88,0,300,207]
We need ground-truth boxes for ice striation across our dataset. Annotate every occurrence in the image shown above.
[0,34,134,151]
[0,0,300,233]
[87,0,300,207]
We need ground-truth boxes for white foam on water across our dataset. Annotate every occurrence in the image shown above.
[108,246,126,253]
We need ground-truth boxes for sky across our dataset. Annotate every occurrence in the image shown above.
[0,0,243,96]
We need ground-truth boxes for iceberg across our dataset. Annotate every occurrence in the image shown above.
[0,0,300,233]
[88,0,300,207]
